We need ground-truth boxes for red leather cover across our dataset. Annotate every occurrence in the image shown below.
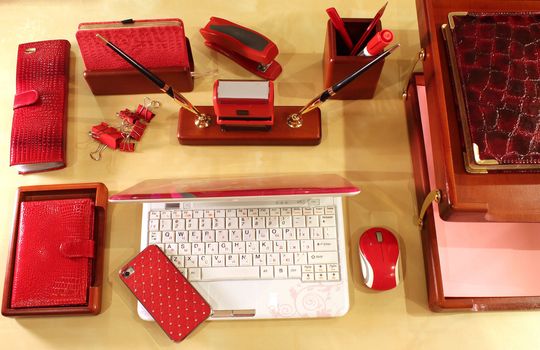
[10,40,70,174]
[10,198,95,308]
[76,18,190,71]
[119,245,211,342]
[450,13,540,167]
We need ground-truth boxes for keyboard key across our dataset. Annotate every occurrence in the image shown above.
[202,230,215,242]
[308,252,338,265]
[320,215,336,227]
[327,272,340,281]
[248,209,259,217]
[216,230,228,242]
[301,240,314,252]
[160,219,172,231]
[302,273,314,281]
[226,254,239,267]
[314,207,325,215]
[327,264,339,272]
[212,217,225,230]
[149,219,159,231]
[212,255,225,267]
[149,211,161,219]
[260,266,274,279]
[314,239,337,252]
[232,241,246,254]
[253,253,266,265]
[279,216,292,228]
[295,253,308,265]
[202,266,260,281]
[256,229,269,241]
[200,218,212,230]
[259,208,270,216]
[242,229,256,241]
[165,243,178,255]
[280,253,293,265]
[315,272,327,281]
[246,241,259,253]
[288,265,301,279]
[185,255,198,267]
[178,243,191,255]
[188,268,201,281]
[203,210,215,218]
[181,210,193,219]
[226,217,239,229]
[172,219,185,230]
[193,210,204,218]
[206,242,218,255]
[293,216,306,228]
[199,255,211,267]
[267,253,280,265]
[269,208,281,216]
[192,242,204,255]
[266,216,279,228]
[172,210,182,219]
[287,240,300,253]
[325,206,335,215]
[274,240,286,253]
[297,228,310,240]
[239,217,252,229]
[218,242,232,254]
[171,255,184,268]
[302,265,314,273]
[280,208,292,216]
[186,218,198,230]
[306,215,319,227]
[215,209,225,218]
[239,253,253,266]
[161,211,172,219]
[310,228,323,240]
[225,209,236,217]
[162,231,175,243]
[315,264,327,273]
[283,228,296,240]
[292,207,303,216]
[176,231,188,243]
[269,228,283,240]
[149,231,161,244]
[274,266,287,279]
[237,209,248,217]
[324,227,337,239]
[189,230,202,242]
[229,229,242,241]
[252,217,265,229]
[260,241,272,253]
[303,207,314,215]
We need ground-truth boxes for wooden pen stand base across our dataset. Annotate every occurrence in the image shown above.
[177,106,321,145]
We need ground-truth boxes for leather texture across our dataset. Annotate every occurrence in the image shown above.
[119,245,211,342]
[11,198,95,308]
[452,13,540,165]
[76,19,190,71]
[10,40,70,173]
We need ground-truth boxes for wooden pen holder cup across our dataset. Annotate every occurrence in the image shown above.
[323,19,384,99]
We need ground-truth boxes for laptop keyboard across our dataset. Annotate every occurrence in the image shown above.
[147,204,341,282]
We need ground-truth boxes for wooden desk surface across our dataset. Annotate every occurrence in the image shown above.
[0,1,538,349]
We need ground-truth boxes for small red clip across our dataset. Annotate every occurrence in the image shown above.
[91,122,123,149]
[129,120,147,141]
[118,108,140,124]
[136,104,155,122]
[119,140,135,152]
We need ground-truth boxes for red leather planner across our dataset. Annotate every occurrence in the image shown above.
[444,13,540,173]
[10,40,70,174]
[10,198,95,308]
[119,245,211,342]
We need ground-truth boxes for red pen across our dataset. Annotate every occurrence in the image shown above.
[326,7,354,51]
[357,29,394,56]
[350,2,388,55]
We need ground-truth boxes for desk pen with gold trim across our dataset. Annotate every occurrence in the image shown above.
[96,34,211,128]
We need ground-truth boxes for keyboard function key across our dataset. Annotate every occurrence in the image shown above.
[193,210,204,218]
[324,206,336,215]
[215,209,226,217]
[292,207,303,216]
[203,210,215,218]
[269,208,281,216]
[160,211,172,219]
[314,207,325,215]
[248,209,259,217]
[149,211,161,220]
[259,208,270,216]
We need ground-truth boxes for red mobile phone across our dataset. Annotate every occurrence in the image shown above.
[119,245,211,342]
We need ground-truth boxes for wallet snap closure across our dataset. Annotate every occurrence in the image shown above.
[60,239,95,258]
[13,89,39,109]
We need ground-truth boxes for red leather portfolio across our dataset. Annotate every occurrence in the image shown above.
[10,198,95,308]
[10,40,70,174]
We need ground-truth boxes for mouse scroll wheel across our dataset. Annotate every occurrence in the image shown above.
[376,231,383,243]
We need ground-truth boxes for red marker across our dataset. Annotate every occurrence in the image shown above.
[350,2,388,55]
[357,29,393,56]
[326,7,354,50]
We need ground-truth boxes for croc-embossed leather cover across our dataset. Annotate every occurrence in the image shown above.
[10,40,70,174]
[119,245,211,342]
[446,13,540,172]
[10,198,95,308]
[76,18,190,71]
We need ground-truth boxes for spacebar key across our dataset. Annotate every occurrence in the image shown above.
[201,267,260,281]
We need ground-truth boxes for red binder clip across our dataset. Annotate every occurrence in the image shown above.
[89,122,124,160]
[128,120,147,141]
[118,108,140,124]
[136,97,160,122]
[200,17,282,80]
[119,140,135,152]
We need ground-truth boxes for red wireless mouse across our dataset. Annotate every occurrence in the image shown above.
[359,227,400,290]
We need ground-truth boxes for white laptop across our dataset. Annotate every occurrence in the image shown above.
[110,174,359,320]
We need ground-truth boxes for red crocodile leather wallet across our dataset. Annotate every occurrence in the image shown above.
[119,245,211,342]
[10,198,95,308]
[76,18,190,71]
[10,40,70,174]
[446,12,540,172]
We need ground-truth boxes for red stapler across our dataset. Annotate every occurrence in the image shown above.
[213,80,274,128]
[200,17,282,80]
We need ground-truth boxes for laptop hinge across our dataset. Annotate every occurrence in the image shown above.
[212,309,256,318]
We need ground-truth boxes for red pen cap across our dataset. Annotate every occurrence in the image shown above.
[366,29,394,55]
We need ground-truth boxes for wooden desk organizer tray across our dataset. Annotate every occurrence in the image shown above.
[413,0,540,222]
[2,183,108,316]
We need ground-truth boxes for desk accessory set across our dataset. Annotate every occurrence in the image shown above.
[7,0,540,343]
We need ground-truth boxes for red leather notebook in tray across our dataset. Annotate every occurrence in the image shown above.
[76,18,194,94]
[443,12,540,173]
[10,198,95,308]
[10,40,70,175]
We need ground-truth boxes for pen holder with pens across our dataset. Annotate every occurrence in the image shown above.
[323,19,384,99]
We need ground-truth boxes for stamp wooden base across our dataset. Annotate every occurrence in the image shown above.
[177,106,322,145]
